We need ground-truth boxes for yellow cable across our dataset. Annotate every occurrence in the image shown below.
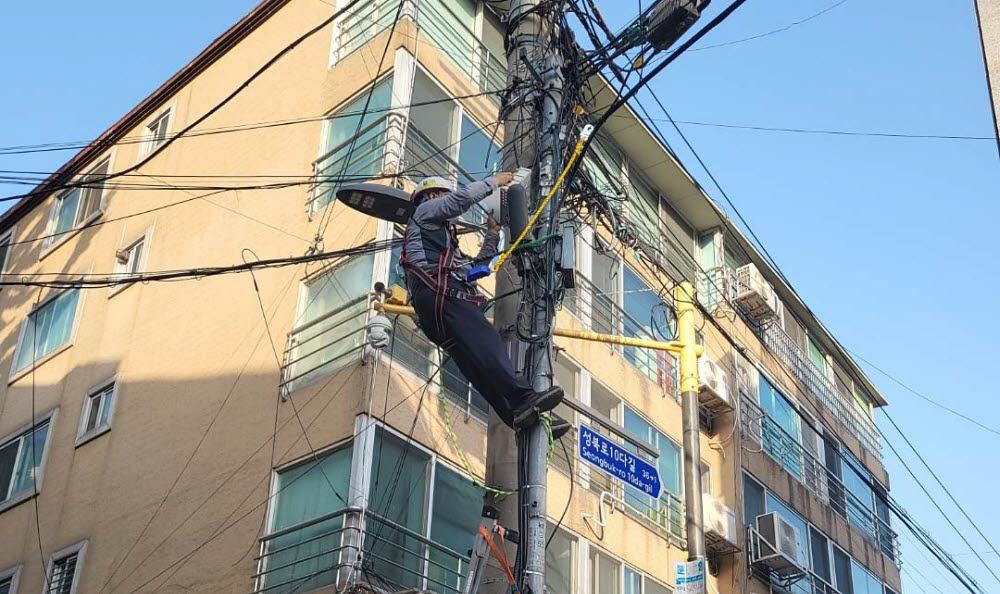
[491,125,593,273]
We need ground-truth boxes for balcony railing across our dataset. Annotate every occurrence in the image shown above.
[701,266,881,460]
[254,507,470,594]
[333,0,505,97]
[281,294,369,394]
[309,115,393,214]
[740,389,900,565]
[562,273,680,402]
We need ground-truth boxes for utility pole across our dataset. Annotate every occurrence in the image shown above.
[483,0,565,593]
[675,281,706,587]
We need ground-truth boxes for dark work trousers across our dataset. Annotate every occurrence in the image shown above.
[410,282,534,427]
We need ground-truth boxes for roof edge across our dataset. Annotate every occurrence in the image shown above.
[0,0,294,232]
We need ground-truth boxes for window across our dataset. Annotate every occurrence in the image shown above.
[809,527,832,585]
[757,375,802,478]
[623,407,682,537]
[850,560,882,594]
[365,428,482,591]
[591,548,621,594]
[77,380,116,444]
[44,158,109,247]
[764,492,809,567]
[807,337,829,377]
[109,232,149,295]
[742,474,765,528]
[0,228,12,276]
[832,546,852,594]
[333,0,399,63]
[139,110,171,157]
[456,115,502,186]
[0,418,51,510]
[592,550,670,594]
[415,0,478,82]
[45,541,86,594]
[12,288,81,376]
[627,174,661,253]
[622,267,660,384]
[286,255,373,392]
[0,565,21,594]
[700,462,712,496]
[545,525,576,594]
[312,78,393,212]
[261,444,352,594]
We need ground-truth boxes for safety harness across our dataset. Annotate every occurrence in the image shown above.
[400,216,485,337]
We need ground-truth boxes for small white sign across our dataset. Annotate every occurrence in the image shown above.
[675,558,706,594]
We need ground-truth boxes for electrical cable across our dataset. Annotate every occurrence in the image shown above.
[689,0,849,52]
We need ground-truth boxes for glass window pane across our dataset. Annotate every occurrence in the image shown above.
[315,78,393,210]
[590,549,620,594]
[809,527,831,582]
[86,393,102,432]
[11,422,49,497]
[263,445,352,594]
[833,547,852,594]
[591,250,619,334]
[743,474,765,528]
[416,0,477,81]
[0,440,17,500]
[288,255,372,390]
[367,429,429,589]
[457,116,501,183]
[758,376,801,478]
[623,568,642,594]
[0,234,10,274]
[645,579,671,594]
[545,525,574,594]
[430,465,483,592]
[622,267,659,383]
[78,160,109,223]
[53,189,80,236]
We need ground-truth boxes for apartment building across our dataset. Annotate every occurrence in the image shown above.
[975,0,1000,155]
[0,1,902,593]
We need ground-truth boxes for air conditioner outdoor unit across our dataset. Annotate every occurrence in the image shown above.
[753,512,807,577]
[698,358,733,415]
[703,494,739,554]
[734,264,779,320]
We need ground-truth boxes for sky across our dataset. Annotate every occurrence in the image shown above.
[2,0,999,592]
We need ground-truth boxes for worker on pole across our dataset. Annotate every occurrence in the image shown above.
[400,173,569,435]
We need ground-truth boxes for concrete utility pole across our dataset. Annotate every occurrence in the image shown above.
[483,0,565,592]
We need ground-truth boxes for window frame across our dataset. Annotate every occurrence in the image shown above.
[44,540,87,594]
[9,286,86,384]
[40,152,114,257]
[587,541,672,594]
[0,409,56,514]
[108,227,153,297]
[0,225,14,277]
[136,104,174,161]
[0,564,22,594]
[75,376,119,447]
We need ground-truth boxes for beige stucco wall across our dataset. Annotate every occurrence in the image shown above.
[977,0,1000,147]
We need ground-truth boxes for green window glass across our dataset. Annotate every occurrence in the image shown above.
[14,289,80,374]
[314,78,393,211]
[288,255,373,391]
[261,445,352,594]
[429,466,484,592]
[623,407,682,536]
[416,0,477,81]
[757,375,802,478]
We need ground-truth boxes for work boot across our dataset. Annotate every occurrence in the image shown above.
[549,414,571,440]
[512,386,564,430]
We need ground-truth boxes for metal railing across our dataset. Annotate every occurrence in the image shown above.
[561,274,680,402]
[333,0,505,97]
[740,392,900,564]
[254,507,470,594]
[309,115,393,214]
[387,316,489,420]
[701,266,882,460]
[281,295,369,394]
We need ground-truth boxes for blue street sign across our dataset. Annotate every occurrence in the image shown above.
[578,425,662,498]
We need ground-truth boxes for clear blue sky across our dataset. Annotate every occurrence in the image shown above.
[2,0,998,592]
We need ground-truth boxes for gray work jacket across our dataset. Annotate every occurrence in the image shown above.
[402,178,501,296]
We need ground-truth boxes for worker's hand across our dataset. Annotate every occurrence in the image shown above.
[492,171,515,187]
[487,211,502,233]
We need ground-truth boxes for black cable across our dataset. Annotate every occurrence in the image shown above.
[28,289,52,593]
[545,438,575,550]
[689,0,849,52]
[112,366,365,594]
[6,0,371,213]
[316,0,407,240]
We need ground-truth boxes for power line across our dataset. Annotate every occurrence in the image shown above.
[656,118,996,141]
[847,349,1000,438]
[689,0,849,52]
